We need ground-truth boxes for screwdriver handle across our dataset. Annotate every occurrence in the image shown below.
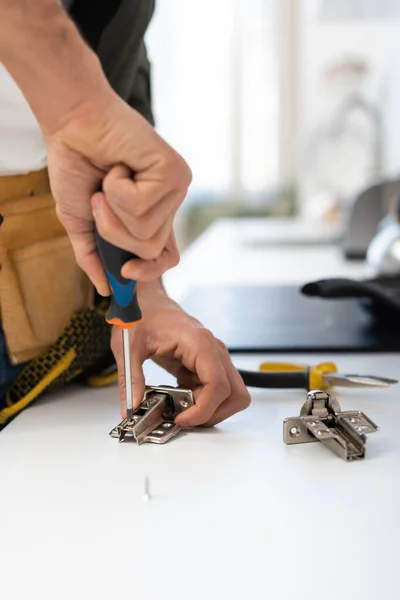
[95,230,142,329]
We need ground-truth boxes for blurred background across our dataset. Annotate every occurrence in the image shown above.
[146,0,400,249]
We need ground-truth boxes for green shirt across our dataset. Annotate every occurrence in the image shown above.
[68,0,155,124]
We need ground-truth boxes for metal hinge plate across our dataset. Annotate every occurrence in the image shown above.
[283,390,378,461]
[110,385,194,445]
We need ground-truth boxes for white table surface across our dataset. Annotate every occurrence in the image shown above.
[1,218,399,600]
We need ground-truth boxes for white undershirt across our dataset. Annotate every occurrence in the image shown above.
[0,62,47,176]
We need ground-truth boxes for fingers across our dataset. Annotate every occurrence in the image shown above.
[91,159,187,281]
[111,326,147,416]
[46,99,191,292]
[176,368,201,390]
[129,358,146,413]
[116,190,181,244]
[103,165,172,222]
[103,159,191,216]
[92,190,180,280]
[204,342,251,427]
[121,233,179,281]
[111,319,250,427]
[96,162,189,260]
[77,249,110,297]
[91,191,177,261]
[174,330,231,427]
[175,335,251,428]
[56,207,110,296]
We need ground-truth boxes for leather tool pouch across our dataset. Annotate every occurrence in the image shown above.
[0,189,94,365]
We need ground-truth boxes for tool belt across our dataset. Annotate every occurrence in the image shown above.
[0,168,117,428]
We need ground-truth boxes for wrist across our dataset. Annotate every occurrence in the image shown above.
[137,280,203,328]
[137,280,179,312]
[137,279,166,303]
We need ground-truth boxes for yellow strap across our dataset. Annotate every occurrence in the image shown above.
[0,348,76,424]
[86,370,118,388]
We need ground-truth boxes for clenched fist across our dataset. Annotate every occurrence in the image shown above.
[46,92,191,295]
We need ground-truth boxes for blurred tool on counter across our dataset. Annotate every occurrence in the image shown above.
[302,275,400,321]
[342,179,399,259]
[367,186,400,276]
[238,361,397,391]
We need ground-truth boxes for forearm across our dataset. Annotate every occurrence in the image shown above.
[0,0,111,133]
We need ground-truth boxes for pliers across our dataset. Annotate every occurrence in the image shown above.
[238,361,398,391]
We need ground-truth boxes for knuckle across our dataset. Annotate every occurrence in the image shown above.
[139,248,157,261]
[74,253,87,272]
[196,327,216,345]
[131,375,144,391]
[185,165,193,186]
[176,157,192,188]
[239,388,251,410]
[134,222,152,241]
[198,406,216,426]
[129,200,147,218]
[218,377,231,399]
[103,166,130,193]
[216,339,229,354]
[162,246,180,270]
[133,215,160,242]
[140,236,165,260]
[102,172,114,194]
[55,206,75,231]
[55,204,65,222]
[95,219,113,241]
[169,250,180,269]
[160,152,192,190]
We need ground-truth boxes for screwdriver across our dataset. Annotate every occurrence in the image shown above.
[95,229,142,420]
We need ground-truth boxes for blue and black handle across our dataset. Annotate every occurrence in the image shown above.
[95,230,142,328]
[94,184,141,329]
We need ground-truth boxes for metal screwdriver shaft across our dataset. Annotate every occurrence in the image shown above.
[123,328,133,419]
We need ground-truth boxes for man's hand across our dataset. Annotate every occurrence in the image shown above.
[111,282,251,427]
[46,97,191,296]
[0,1,191,296]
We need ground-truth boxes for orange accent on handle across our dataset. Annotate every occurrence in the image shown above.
[106,317,143,329]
